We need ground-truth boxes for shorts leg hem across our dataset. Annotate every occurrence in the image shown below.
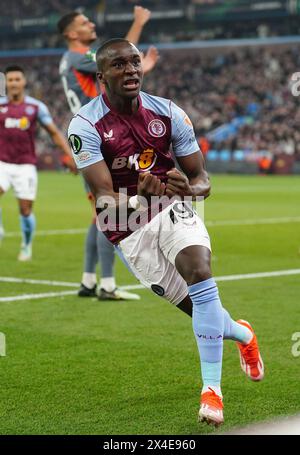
[168,239,211,265]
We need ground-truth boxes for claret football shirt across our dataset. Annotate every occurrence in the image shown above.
[0,95,53,165]
[68,91,199,243]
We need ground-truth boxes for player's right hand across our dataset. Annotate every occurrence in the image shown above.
[137,172,165,198]
[61,154,78,175]
[69,161,79,175]
[134,6,151,26]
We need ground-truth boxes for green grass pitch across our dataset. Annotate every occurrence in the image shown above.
[0,172,300,435]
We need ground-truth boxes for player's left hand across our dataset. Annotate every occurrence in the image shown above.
[166,168,193,198]
[140,46,159,74]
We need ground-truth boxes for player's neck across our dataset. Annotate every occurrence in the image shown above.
[68,41,90,52]
[106,94,139,115]
[8,94,24,104]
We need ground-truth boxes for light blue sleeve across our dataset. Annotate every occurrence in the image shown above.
[170,101,200,157]
[68,114,103,169]
[37,100,53,126]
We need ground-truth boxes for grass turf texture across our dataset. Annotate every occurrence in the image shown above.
[0,172,299,435]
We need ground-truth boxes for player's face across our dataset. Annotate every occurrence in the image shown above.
[71,14,97,45]
[6,71,26,97]
[98,43,143,100]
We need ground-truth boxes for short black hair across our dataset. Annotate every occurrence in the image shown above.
[5,65,25,74]
[96,38,132,70]
[57,11,80,35]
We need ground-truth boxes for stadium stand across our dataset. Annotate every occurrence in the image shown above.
[2,0,300,51]
[2,0,300,172]
[1,41,299,172]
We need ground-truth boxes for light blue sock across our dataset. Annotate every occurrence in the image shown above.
[20,213,36,245]
[223,309,253,344]
[97,230,115,278]
[84,223,98,273]
[189,278,224,388]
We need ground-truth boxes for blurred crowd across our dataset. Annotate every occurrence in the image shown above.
[4,21,300,52]
[145,45,300,160]
[3,0,184,18]
[4,19,300,51]
[2,44,300,163]
[2,0,300,51]
[2,0,99,19]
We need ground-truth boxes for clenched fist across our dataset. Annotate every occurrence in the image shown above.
[166,168,193,198]
[137,172,166,199]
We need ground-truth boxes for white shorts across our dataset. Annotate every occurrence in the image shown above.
[0,161,38,201]
[119,201,211,305]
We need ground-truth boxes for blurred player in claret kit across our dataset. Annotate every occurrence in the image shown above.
[68,39,265,427]
[0,66,76,260]
[58,6,158,300]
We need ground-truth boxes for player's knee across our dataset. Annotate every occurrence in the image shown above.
[177,260,211,285]
[188,266,212,286]
[175,245,212,286]
[20,207,32,217]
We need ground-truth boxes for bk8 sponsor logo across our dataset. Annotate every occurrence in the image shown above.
[5,117,30,130]
[112,148,157,172]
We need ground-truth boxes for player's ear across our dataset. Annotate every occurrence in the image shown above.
[97,71,105,85]
[67,30,77,40]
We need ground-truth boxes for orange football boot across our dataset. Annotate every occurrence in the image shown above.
[236,319,264,381]
[199,387,224,427]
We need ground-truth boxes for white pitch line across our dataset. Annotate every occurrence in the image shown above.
[205,216,300,227]
[0,277,79,287]
[215,268,300,282]
[1,269,300,288]
[1,268,300,305]
[0,276,146,290]
[4,228,87,238]
[0,290,77,303]
[2,216,300,238]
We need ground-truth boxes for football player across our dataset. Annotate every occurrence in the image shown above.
[58,6,158,299]
[0,65,76,260]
